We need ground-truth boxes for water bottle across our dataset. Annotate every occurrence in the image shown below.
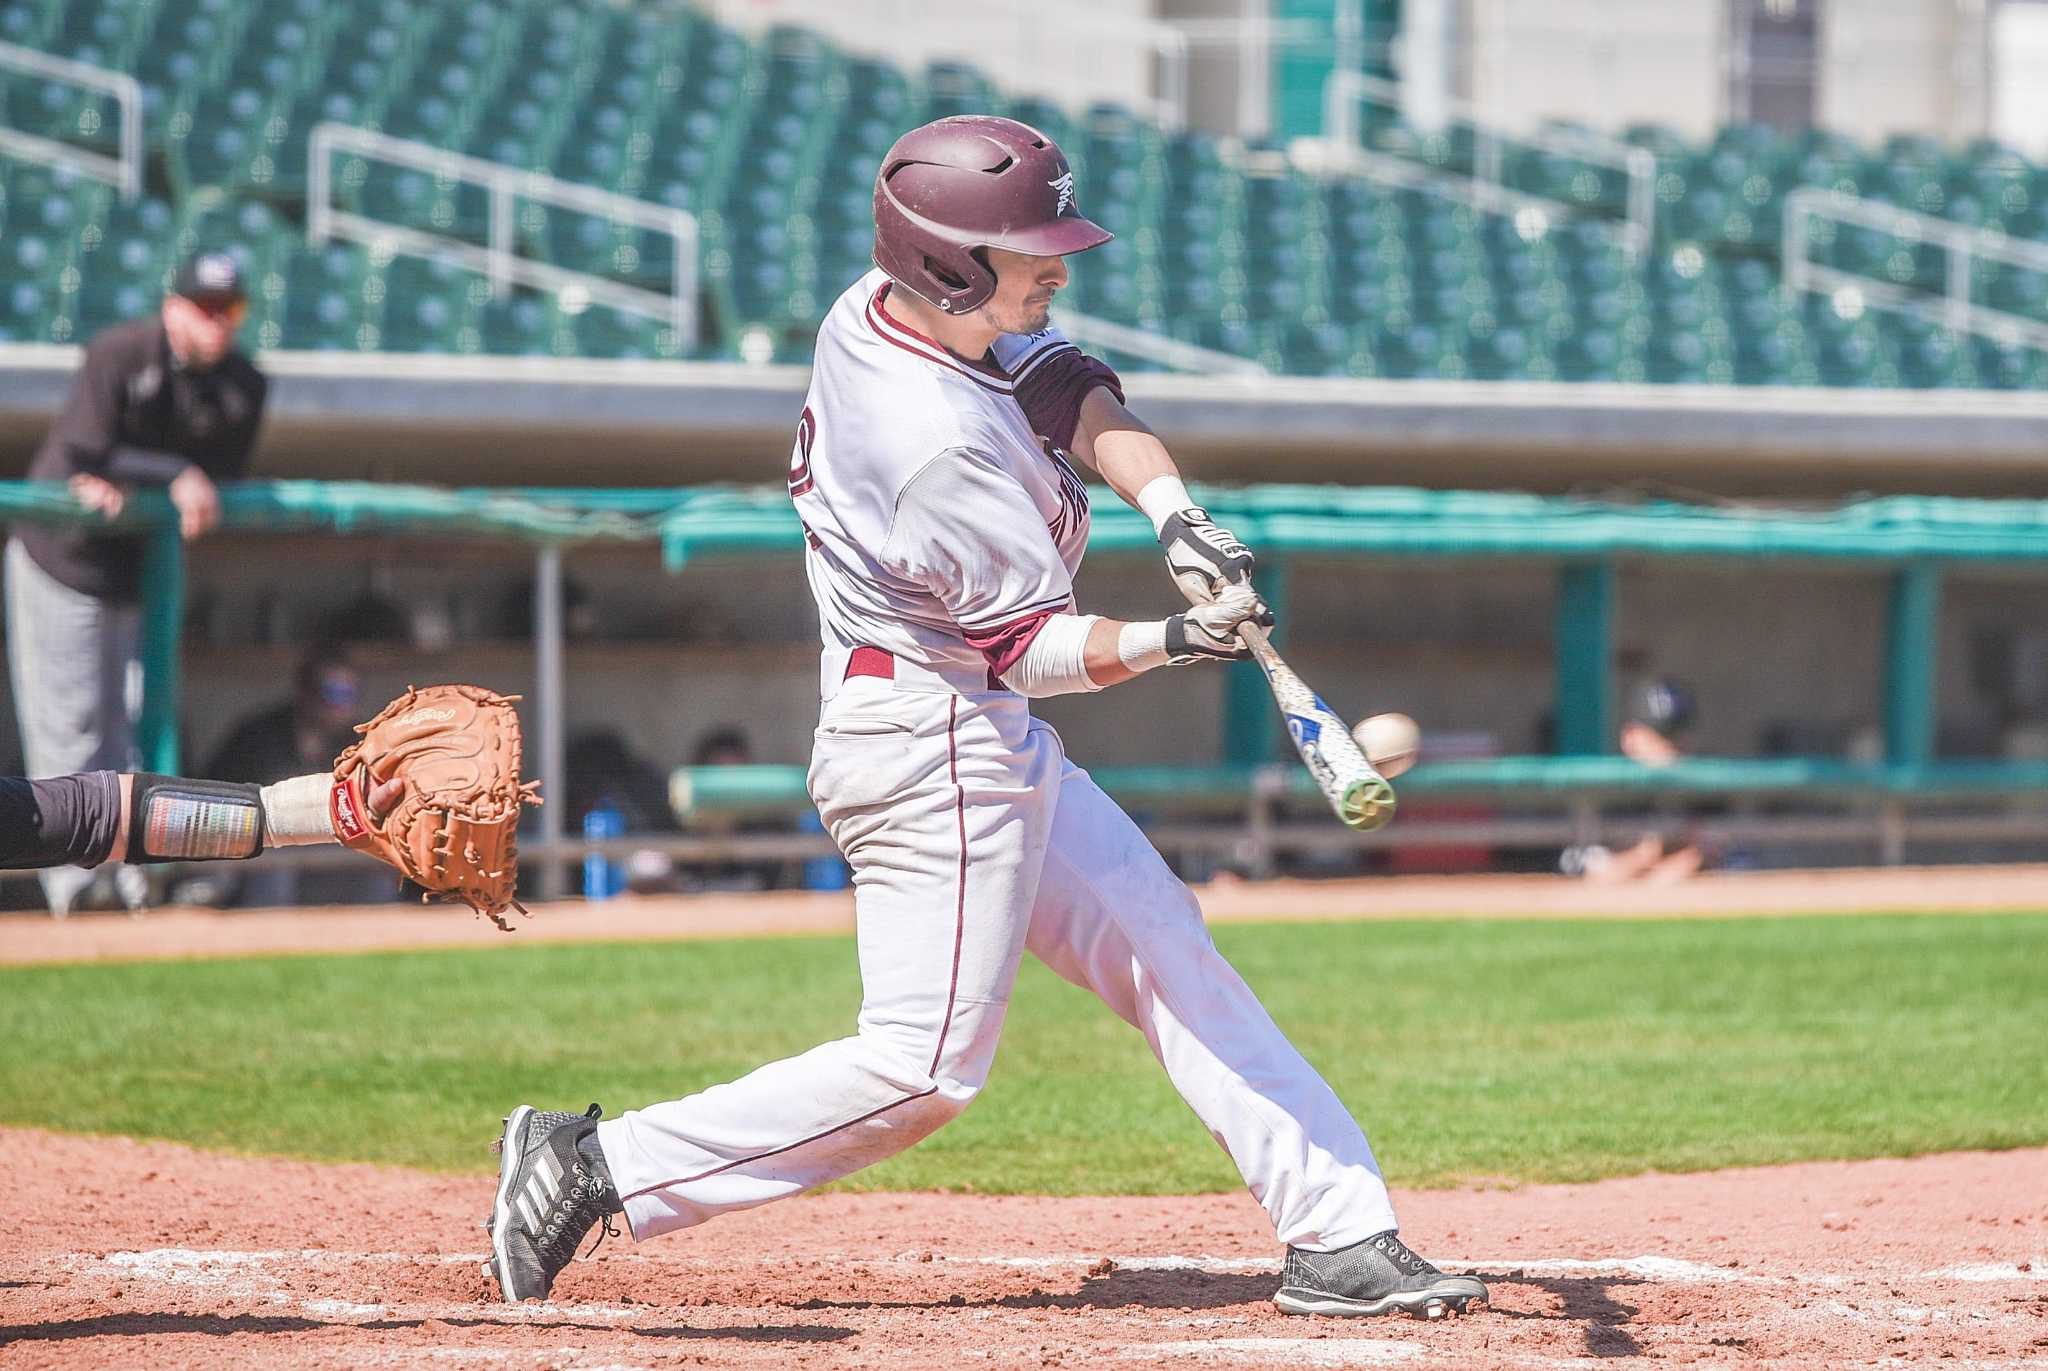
[798,810,849,891]
[582,800,625,900]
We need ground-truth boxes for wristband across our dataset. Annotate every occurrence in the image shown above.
[260,772,338,846]
[1135,474,1195,536]
[127,774,264,862]
[1116,619,1171,673]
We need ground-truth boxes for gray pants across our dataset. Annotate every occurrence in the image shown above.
[5,538,142,913]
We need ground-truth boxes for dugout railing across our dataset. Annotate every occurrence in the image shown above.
[4,480,2047,898]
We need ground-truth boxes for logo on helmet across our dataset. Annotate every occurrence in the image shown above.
[1048,171,1076,216]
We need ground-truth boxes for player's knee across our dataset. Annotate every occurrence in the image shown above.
[858,1007,1002,1128]
[854,1044,984,1140]
[911,1077,978,1131]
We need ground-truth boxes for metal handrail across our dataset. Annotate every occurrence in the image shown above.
[1055,309,1269,378]
[0,40,143,202]
[1783,188,2048,354]
[307,123,699,346]
[1319,68,1657,261]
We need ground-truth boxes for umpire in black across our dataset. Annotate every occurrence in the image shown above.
[5,250,267,914]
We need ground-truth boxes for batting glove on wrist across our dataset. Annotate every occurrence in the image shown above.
[1159,507,1255,605]
[1165,583,1274,663]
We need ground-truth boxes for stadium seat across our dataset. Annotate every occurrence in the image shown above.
[1889,317,1976,388]
[469,287,554,356]
[379,255,468,352]
[6,5,2045,381]
[1973,334,2048,389]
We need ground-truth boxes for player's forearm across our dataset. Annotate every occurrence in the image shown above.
[1000,613,1247,695]
[1074,389,1260,610]
[0,772,128,868]
[994,614,1141,694]
[100,444,197,485]
[1084,617,1143,688]
[106,772,339,865]
[1073,387,1179,509]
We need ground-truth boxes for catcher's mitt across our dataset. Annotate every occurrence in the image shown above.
[329,684,542,930]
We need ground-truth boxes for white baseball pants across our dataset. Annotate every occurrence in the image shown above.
[596,681,1400,1250]
[5,538,142,915]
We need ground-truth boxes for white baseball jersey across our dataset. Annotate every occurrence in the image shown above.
[790,269,1093,698]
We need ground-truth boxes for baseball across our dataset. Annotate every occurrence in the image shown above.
[1351,712,1421,778]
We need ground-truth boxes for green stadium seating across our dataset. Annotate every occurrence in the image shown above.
[1,0,2044,385]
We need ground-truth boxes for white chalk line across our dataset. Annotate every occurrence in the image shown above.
[1129,1344,2048,1371]
[55,1243,2048,1362]
[1928,1261,2047,1282]
[82,1246,2048,1294]
[793,1250,2048,1286]
[87,1247,1738,1290]
[935,1253,1748,1283]
[1130,1339,1424,1368]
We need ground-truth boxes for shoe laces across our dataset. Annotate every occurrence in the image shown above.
[1371,1232,1437,1276]
[532,1165,613,1271]
[578,1212,620,1265]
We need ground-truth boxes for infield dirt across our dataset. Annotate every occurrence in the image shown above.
[4,1128,2042,1370]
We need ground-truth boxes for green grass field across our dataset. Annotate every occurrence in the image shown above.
[1,913,2043,1192]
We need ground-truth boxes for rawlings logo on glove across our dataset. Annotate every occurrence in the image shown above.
[330,684,542,930]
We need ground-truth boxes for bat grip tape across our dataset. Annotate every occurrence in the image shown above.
[127,774,266,863]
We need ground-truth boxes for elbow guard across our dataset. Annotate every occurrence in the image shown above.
[997,613,1104,697]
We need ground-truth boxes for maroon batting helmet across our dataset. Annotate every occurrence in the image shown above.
[872,115,1112,314]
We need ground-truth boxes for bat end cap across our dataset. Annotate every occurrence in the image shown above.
[1340,777,1398,832]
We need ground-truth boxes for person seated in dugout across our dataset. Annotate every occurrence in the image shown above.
[1565,677,1712,885]
[675,726,799,894]
[192,644,396,907]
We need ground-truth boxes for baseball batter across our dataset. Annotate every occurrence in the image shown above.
[486,117,1488,1322]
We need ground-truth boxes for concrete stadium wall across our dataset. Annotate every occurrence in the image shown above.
[705,0,1162,121]
[1820,0,1986,147]
[1460,0,1725,141]
[7,348,2047,497]
[1459,0,1991,147]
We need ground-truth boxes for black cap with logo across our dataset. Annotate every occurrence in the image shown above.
[170,250,246,304]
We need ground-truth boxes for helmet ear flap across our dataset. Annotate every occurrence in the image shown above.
[949,248,998,313]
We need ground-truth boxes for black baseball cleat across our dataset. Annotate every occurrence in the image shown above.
[482,1103,624,1302]
[1273,1230,1489,1319]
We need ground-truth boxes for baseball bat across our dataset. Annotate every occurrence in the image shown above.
[1239,621,1396,832]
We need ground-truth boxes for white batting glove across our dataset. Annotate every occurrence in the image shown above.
[1165,582,1273,663]
[1159,506,1256,606]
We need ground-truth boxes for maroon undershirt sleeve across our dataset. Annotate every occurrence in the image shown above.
[1014,349,1124,453]
[961,606,1065,679]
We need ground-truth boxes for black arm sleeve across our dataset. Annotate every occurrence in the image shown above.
[0,772,125,869]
